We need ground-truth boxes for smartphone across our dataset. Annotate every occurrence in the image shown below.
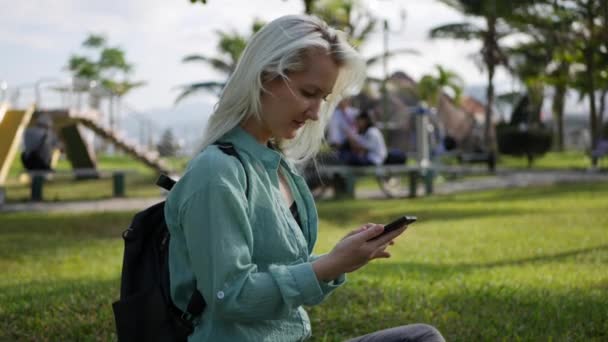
[368,215,417,241]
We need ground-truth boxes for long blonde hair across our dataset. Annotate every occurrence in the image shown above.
[200,14,366,164]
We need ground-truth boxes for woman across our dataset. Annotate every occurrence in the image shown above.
[165,14,444,342]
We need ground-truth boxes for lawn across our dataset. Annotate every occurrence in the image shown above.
[1,182,606,341]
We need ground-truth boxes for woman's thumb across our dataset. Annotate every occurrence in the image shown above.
[355,224,384,241]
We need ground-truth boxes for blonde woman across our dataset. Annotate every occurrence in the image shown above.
[165,14,444,342]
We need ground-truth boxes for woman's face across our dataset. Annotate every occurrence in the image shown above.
[254,49,339,142]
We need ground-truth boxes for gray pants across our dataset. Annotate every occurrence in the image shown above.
[347,324,445,342]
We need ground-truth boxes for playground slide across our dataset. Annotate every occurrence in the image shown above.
[0,104,34,185]
[58,123,99,178]
[71,114,170,174]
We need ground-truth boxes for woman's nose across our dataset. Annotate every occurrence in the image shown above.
[306,100,321,121]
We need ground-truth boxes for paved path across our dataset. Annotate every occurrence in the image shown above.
[0,196,164,213]
[356,169,608,199]
[2,170,607,213]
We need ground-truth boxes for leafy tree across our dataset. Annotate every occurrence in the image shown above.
[188,0,315,14]
[67,34,145,130]
[416,65,464,108]
[175,20,264,103]
[68,34,144,95]
[310,0,417,66]
[429,0,531,154]
[560,0,607,165]
[507,1,579,151]
[156,128,180,157]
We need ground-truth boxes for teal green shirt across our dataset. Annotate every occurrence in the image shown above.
[164,126,345,341]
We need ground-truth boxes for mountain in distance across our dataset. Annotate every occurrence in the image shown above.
[121,99,215,155]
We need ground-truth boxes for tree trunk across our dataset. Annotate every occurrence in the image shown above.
[599,88,607,140]
[484,16,497,154]
[303,0,314,14]
[527,153,533,168]
[584,48,598,167]
[552,82,567,151]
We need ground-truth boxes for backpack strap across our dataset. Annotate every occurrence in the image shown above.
[156,174,176,191]
[216,142,250,199]
[155,142,248,195]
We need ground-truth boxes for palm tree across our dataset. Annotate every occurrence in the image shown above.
[416,65,464,108]
[506,2,576,151]
[175,20,264,103]
[565,0,606,164]
[311,0,417,64]
[429,0,530,153]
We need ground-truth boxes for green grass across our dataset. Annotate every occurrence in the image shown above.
[1,182,606,341]
[497,150,599,170]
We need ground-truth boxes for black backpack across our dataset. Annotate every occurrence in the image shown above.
[112,143,246,342]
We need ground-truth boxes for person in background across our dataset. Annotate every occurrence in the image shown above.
[342,110,388,166]
[21,113,58,171]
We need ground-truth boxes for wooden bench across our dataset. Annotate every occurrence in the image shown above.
[307,164,435,199]
[27,169,130,201]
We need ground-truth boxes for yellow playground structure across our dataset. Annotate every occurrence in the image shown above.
[0,79,170,186]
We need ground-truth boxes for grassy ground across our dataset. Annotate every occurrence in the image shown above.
[497,150,602,170]
[1,182,606,341]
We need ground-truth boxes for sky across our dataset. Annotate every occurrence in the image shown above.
[1,0,589,134]
[2,1,515,106]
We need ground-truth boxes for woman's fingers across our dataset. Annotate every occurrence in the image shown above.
[343,223,375,240]
[367,226,407,247]
[352,224,385,243]
[373,250,391,259]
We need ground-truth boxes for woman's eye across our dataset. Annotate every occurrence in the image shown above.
[301,90,316,98]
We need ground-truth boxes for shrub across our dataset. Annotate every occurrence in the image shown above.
[496,123,552,167]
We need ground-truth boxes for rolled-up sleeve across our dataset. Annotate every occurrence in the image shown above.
[179,171,335,322]
[309,253,346,294]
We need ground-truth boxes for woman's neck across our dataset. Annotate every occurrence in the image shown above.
[240,116,271,145]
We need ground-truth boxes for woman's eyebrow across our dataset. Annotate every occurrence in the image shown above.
[305,85,332,96]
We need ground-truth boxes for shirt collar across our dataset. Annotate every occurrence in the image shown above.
[220,125,282,171]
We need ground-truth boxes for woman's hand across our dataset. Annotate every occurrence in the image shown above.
[312,223,406,282]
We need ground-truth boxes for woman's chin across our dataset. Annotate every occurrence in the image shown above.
[284,128,301,140]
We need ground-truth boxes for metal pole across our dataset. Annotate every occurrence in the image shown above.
[382,19,389,124]
[416,106,431,169]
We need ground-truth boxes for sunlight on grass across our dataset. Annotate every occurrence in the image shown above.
[1,182,607,341]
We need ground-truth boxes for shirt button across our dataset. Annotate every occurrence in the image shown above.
[217,291,225,299]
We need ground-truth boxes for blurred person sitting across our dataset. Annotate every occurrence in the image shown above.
[21,113,58,171]
[342,110,388,166]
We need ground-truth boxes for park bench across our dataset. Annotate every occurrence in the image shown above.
[305,160,497,200]
[305,164,435,199]
[26,168,132,201]
[457,152,496,171]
